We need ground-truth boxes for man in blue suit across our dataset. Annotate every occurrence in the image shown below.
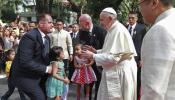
[11,13,53,100]
[127,12,146,99]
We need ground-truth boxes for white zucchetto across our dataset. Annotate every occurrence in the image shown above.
[102,7,117,15]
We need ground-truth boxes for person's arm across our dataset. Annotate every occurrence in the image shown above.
[73,56,81,68]
[5,61,11,78]
[52,62,68,83]
[93,52,131,67]
[86,58,94,67]
[66,32,73,61]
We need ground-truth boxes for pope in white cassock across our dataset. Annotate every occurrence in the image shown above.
[82,7,137,100]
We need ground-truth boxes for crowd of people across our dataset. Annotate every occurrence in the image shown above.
[0,0,175,100]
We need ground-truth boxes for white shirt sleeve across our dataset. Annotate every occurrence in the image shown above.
[93,53,120,67]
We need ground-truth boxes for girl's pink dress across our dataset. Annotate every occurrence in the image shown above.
[71,56,96,84]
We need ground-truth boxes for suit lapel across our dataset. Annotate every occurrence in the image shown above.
[35,29,47,61]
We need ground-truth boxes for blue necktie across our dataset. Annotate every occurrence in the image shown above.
[129,26,132,35]
[44,36,49,56]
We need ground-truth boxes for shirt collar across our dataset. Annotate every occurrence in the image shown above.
[89,24,93,33]
[129,23,137,29]
[38,28,46,38]
[155,8,175,24]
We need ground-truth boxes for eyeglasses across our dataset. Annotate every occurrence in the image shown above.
[138,0,146,5]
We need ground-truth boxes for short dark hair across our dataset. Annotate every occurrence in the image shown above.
[56,19,64,24]
[37,13,51,23]
[49,46,63,61]
[160,0,173,6]
[129,11,138,18]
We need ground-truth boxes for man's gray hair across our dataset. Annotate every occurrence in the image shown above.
[80,14,92,22]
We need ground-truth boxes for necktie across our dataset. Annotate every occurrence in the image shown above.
[129,26,133,36]
[73,33,76,38]
[44,36,49,56]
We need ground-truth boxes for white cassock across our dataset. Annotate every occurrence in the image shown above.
[93,21,137,100]
[141,8,175,100]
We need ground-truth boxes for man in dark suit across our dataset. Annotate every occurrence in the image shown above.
[70,23,80,46]
[78,14,106,100]
[69,23,80,80]
[11,13,53,100]
[127,12,146,100]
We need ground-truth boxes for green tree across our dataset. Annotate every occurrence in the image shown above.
[67,0,123,23]
[1,8,17,23]
[35,0,54,14]
[0,0,22,22]
[0,0,8,18]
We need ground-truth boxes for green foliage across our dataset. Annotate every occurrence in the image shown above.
[1,8,17,23]
[0,0,22,22]
[84,0,123,24]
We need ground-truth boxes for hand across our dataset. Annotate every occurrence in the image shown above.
[69,55,73,62]
[81,50,94,59]
[76,64,82,69]
[83,45,96,53]
[138,60,143,68]
[64,77,70,84]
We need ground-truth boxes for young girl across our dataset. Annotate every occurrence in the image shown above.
[71,44,96,100]
[46,46,70,100]
[1,49,26,100]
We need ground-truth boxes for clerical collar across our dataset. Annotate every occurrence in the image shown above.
[89,24,93,33]
[89,24,93,35]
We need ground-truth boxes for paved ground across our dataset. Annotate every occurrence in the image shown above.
[0,74,94,100]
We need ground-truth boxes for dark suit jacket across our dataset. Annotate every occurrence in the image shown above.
[78,25,106,50]
[11,28,50,79]
[128,23,146,63]
[70,32,80,46]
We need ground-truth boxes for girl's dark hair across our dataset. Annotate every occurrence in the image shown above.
[5,49,15,61]
[74,43,83,49]
[49,46,63,61]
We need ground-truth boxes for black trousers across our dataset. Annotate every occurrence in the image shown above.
[14,77,46,100]
[1,77,26,100]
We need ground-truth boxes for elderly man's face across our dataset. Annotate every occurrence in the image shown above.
[79,18,90,31]
[99,13,109,31]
